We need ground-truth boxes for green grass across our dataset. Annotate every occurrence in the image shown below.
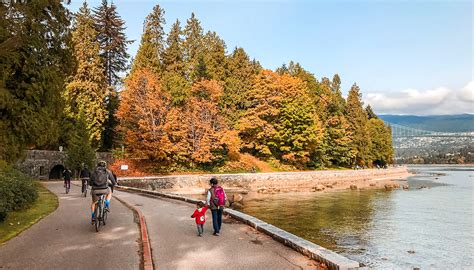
[0,182,58,244]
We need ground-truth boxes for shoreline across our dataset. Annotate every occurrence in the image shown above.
[118,166,411,195]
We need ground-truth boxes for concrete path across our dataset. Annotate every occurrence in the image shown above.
[0,182,140,270]
[114,190,318,270]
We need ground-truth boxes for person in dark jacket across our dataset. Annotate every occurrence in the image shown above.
[79,164,90,194]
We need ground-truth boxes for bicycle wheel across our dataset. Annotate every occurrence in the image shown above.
[94,205,100,232]
[66,183,69,194]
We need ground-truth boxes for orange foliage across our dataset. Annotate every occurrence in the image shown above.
[116,68,173,161]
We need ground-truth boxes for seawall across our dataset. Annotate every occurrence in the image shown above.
[118,166,409,194]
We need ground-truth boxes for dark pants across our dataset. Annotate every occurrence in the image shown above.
[211,208,223,234]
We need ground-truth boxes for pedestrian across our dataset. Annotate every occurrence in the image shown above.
[206,177,227,236]
[191,201,208,237]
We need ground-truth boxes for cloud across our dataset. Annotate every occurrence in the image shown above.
[364,81,474,115]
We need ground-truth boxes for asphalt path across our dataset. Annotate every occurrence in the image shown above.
[114,190,318,270]
[0,182,140,270]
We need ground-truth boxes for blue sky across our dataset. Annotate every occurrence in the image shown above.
[68,0,473,115]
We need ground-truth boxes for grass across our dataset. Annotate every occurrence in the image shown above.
[0,182,58,244]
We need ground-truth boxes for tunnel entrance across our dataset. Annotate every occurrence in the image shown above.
[49,164,64,180]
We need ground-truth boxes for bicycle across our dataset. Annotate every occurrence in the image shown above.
[93,194,108,232]
[64,181,70,194]
[81,179,88,197]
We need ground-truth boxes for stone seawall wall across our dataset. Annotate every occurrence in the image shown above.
[119,167,409,193]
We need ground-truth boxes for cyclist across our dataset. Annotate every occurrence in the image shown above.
[80,164,90,195]
[63,167,72,192]
[89,161,116,224]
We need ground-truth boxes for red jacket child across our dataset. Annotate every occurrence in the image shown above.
[191,204,209,225]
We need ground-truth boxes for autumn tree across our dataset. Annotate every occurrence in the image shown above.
[116,68,172,161]
[238,70,322,167]
[179,80,240,166]
[0,0,72,163]
[131,4,165,74]
[64,2,108,148]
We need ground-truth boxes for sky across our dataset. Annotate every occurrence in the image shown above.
[68,0,473,115]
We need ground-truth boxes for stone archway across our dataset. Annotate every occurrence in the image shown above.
[49,164,64,180]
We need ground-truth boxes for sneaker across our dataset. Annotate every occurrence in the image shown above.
[198,233,202,237]
[216,233,220,236]
[91,218,95,225]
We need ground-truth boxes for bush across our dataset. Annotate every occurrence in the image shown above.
[0,164,38,222]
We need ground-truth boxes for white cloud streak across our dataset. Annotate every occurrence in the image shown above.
[364,81,474,115]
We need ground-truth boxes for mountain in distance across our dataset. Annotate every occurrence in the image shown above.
[379,114,474,132]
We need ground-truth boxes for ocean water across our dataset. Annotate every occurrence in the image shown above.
[239,166,474,269]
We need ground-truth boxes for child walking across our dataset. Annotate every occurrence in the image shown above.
[191,201,208,236]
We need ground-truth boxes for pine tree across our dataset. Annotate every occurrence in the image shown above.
[202,31,226,81]
[93,0,131,150]
[163,19,185,75]
[368,118,393,166]
[65,115,96,172]
[93,0,131,87]
[183,12,203,81]
[366,105,378,120]
[222,47,260,125]
[0,0,73,163]
[131,4,165,74]
[345,83,371,166]
[64,2,108,149]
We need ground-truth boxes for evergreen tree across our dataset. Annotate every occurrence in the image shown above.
[0,0,72,163]
[193,55,210,81]
[65,115,96,172]
[366,105,378,120]
[93,0,131,150]
[368,118,393,166]
[64,2,108,149]
[202,31,226,81]
[93,0,131,87]
[183,12,203,81]
[163,19,184,75]
[345,83,371,166]
[131,4,165,74]
[222,47,260,125]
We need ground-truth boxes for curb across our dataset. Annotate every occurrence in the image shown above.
[114,195,154,270]
[116,185,361,270]
[71,182,154,270]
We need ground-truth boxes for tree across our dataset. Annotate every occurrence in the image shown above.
[65,116,95,172]
[345,83,371,166]
[222,47,260,125]
[64,2,108,149]
[238,70,322,167]
[183,12,203,81]
[201,31,226,81]
[368,118,393,166]
[116,68,172,161]
[131,4,165,74]
[0,0,73,163]
[179,80,239,166]
[366,105,378,120]
[163,19,184,75]
[93,0,131,150]
[93,0,131,87]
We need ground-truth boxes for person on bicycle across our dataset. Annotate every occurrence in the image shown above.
[89,160,116,224]
[80,164,90,194]
[63,167,72,190]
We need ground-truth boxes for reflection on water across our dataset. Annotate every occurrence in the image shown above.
[239,166,474,268]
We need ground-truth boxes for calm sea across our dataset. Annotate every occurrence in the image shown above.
[239,166,474,269]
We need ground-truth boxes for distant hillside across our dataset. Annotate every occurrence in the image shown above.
[379,114,474,132]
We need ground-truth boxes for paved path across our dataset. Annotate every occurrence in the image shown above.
[114,190,318,270]
[0,182,140,270]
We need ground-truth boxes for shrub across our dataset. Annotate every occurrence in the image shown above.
[0,164,38,222]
